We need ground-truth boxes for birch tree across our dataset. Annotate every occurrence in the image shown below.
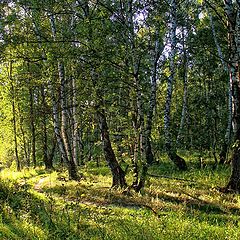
[49,12,79,180]
[82,0,127,188]
[164,0,187,170]
[221,0,240,191]
[208,10,233,164]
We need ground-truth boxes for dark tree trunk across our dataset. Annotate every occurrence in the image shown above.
[131,132,139,188]
[47,139,56,169]
[96,105,127,188]
[29,87,36,168]
[18,103,30,167]
[41,86,54,169]
[219,142,228,165]
[9,62,21,171]
[134,163,148,192]
[226,146,240,191]
[166,143,187,170]
[145,138,154,165]
[12,88,20,171]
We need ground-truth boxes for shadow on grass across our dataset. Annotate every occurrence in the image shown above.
[0,179,166,240]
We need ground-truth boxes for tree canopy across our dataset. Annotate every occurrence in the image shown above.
[0,0,239,192]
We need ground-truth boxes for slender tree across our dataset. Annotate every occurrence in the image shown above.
[164,0,187,170]
[223,0,240,191]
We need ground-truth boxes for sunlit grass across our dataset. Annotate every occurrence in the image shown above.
[0,155,240,239]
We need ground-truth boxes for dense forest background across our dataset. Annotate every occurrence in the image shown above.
[2,0,240,239]
[1,0,236,189]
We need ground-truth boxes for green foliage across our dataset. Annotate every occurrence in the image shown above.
[0,2,238,238]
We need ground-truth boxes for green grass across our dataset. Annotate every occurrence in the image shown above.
[0,156,240,239]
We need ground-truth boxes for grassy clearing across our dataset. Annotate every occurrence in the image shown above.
[0,155,240,239]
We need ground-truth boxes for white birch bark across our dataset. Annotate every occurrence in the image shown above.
[164,0,187,170]
[127,0,143,187]
[208,10,232,163]
[177,28,188,145]
[136,31,162,191]
[71,6,79,167]
[72,75,78,166]
[49,14,79,179]
[145,30,161,162]
[224,0,240,191]
[164,0,177,150]
[49,15,70,164]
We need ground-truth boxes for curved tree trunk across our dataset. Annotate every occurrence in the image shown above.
[95,101,127,188]
[164,0,187,170]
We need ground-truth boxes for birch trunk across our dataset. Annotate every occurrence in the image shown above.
[72,75,78,166]
[49,14,79,180]
[12,87,20,171]
[224,0,240,191]
[70,4,79,167]
[82,0,125,187]
[209,11,233,164]
[136,32,162,191]
[127,0,145,189]
[18,103,30,167]
[177,29,188,146]
[164,0,187,170]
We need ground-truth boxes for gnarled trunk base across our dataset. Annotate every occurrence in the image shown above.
[68,161,80,181]
[112,166,127,188]
[168,149,187,171]
[146,138,154,165]
[224,147,240,192]
[97,105,127,189]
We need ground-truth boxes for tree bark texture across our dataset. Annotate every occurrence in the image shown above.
[49,14,79,180]
[72,75,79,166]
[96,103,127,188]
[224,0,240,191]
[145,31,161,165]
[164,0,187,170]
[127,0,145,188]
[177,29,188,146]
[209,9,233,164]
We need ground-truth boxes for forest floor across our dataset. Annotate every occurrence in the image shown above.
[0,153,240,239]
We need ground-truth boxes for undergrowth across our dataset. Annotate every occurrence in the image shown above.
[0,155,239,239]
